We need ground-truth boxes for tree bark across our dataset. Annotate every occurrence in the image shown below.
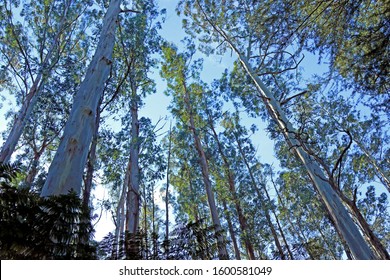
[208,122,255,259]
[83,99,101,210]
[125,93,141,235]
[222,199,241,259]
[340,193,390,260]
[183,82,229,260]
[41,0,122,197]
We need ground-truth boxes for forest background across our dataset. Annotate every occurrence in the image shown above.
[0,0,389,260]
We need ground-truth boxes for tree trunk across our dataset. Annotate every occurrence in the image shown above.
[83,99,101,210]
[183,84,229,260]
[0,1,72,164]
[262,181,294,259]
[201,13,377,259]
[222,199,241,260]
[234,133,286,259]
[41,0,122,197]
[23,142,46,189]
[125,90,141,235]
[165,121,172,241]
[209,122,255,259]
[340,194,390,259]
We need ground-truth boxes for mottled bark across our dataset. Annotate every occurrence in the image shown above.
[41,0,122,197]
[125,91,140,235]
[83,100,101,210]
[340,194,390,260]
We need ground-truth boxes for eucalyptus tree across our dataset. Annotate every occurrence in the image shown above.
[282,89,390,259]
[161,44,229,259]
[40,0,126,197]
[178,0,378,259]
[95,0,164,258]
[219,112,292,259]
[169,125,208,224]
[200,80,255,259]
[0,0,94,163]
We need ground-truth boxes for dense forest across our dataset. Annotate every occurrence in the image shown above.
[0,0,389,260]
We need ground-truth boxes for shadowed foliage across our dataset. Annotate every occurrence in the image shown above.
[0,162,96,259]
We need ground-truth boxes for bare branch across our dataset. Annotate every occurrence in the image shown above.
[331,130,353,187]
[280,90,308,105]
[120,8,141,14]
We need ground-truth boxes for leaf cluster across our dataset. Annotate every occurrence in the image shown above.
[0,163,96,259]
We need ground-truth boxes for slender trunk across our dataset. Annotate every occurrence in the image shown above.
[354,140,390,192]
[202,14,377,259]
[262,182,294,259]
[151,186,158,259]
[0,78,42,163]
[126,90,140,234]
[222,199,241,260]
[274,211,294,259]
[23,146,45,189]
[41,0,122,197]
[209,122,255,259]
[165,121,172,241]
[112,164,128,259]
[0,2,72,164]
[183,84,228,260]
[83,100,101,210]
[143,184,148,259]
[189,178,200,222]
[271,177,317,259]
[124,88,141,259]
[234,134,286,259]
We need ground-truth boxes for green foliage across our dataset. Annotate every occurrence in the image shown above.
[0,163,96,259]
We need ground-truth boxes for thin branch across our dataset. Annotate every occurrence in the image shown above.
[120,8,141,14]
[331,130,353,187]
[280,90,308,105]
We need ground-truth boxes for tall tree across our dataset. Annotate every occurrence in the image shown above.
[40,0,124,197]
[161,44,229,259]
[178,0,378,259]
[0,0,93,163]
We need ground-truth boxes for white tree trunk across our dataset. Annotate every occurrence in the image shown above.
[0,1,72,163]
[201,17,377,259]
[125,97,140,234]
[184,85,229,260]
[233,42,377,260]
[41,0,122,196]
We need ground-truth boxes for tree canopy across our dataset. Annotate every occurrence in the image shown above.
[0,0,388,260]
